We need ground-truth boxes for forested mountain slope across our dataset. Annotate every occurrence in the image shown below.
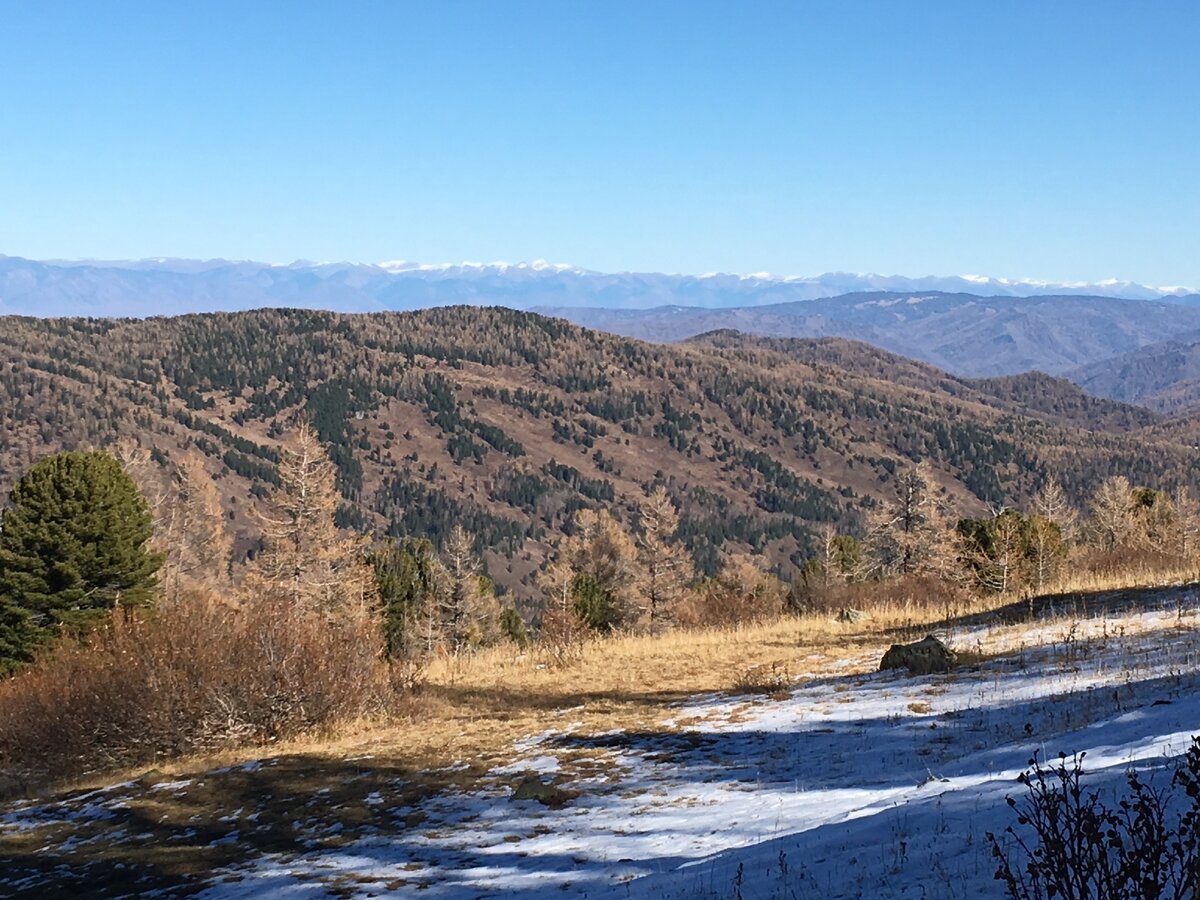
[0,308,1195,597]
[1068,332,1200,416]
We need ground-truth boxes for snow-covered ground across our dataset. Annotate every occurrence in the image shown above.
[4,587,1200,898]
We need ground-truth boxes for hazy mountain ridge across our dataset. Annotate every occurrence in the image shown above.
[1068,332,1200,415]
[552,292,1200,378]
[2,255,1197,319]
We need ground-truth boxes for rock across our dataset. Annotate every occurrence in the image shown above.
[880,634,957,675]
[0,772,25,801]
[836,608,866,624]
[136,768,168,787]
[510,775,576,808]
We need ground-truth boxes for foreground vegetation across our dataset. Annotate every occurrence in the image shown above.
[1,398,1199,787]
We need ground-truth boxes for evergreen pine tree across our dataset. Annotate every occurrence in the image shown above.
[0,450,162,669]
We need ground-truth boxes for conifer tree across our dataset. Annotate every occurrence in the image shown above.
[1034,477,1078,544]
[1027,515,1067,591]
[1173,487,1200,560]
[440,525,499,650]
[249,423,373,610]
[1089,476,1135,551]
[161,452,233,598]
[636,486,692,633]
[864,464,958,579]
[370,537,449,657]
[0,594,36,675]
[961,508,1028,594]
[0,450,161,669]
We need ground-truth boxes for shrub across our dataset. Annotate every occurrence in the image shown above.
[499,607,531,649]
[538,605,589,667]
[988,744,1200,900]
[681,553,787,628]
[734,661,791,698]
[0,589,404,781]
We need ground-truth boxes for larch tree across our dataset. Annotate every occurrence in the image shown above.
[249,423,373,611]
[161,452,233,599]
[1130,487,1176,550]
[963,508,1027,594]
[697,552,788,627]
[569,508,641,631]
[440,525,499,650]
[1027,515,1067,591]
[815,525,863,586]
[1089,476,1135,551]
[1034,477,1078,545]
[1173,487,1200,560]
[636,486,692,633]
[865,464,958,579]
[540,508,640,633]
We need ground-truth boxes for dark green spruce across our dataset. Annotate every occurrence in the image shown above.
[0,450,162,672]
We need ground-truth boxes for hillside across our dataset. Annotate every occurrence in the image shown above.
[1068,332,1200,415]
[547,292,1200,377]
[687,331,1163,432]
[4,583,1198,898]
[0,308,1195,600]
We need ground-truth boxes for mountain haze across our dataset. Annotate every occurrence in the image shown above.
[2,254,1196,318]
[6,256,1200,385]
[1069,332,1200,415]
[549,292,1200,377]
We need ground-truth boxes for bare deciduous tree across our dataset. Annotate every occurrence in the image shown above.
[865,464,958,579]
[1089,476,1135,551]
[1034,477,1078,544]
[636,486,692,633]
[248,423,374,611]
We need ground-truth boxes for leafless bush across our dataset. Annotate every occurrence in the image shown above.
[0,588,407,781]
[680,554,788,628]
[734,661,792,699]
[988,744,1200,900]
[537,605,590,667]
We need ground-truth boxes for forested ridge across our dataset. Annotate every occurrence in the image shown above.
[0,306,1195,598]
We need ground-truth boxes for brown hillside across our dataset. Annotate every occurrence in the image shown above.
[0,308,1194,599]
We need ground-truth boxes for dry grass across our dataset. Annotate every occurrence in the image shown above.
[4,565,1198,897]
[9,561,1199,801]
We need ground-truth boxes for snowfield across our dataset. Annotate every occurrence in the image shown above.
[4,587,1200,898]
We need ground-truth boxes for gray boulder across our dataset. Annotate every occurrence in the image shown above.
[0,771,26,801]
[880,634,957,675]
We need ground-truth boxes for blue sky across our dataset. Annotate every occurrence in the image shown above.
[1,1,1197,285]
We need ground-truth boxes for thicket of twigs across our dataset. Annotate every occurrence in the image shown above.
[989,744,1200,900]
[0,589,404,779]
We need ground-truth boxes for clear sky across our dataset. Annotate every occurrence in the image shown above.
[1,1,1197,285]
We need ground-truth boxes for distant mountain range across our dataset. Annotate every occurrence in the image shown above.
[7,255,1200,395]
[542,292,1200,379]
[2,254,1197,318]
[1068,333,1200,415]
